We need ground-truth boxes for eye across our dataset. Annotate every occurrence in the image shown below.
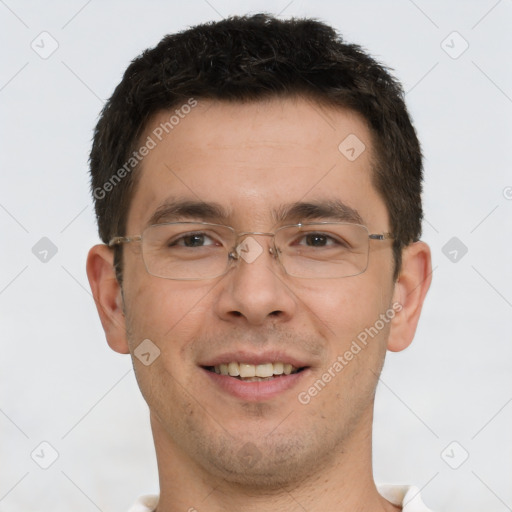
[295,232,348,248]
[170,232,218,248]
[303,233,332,247]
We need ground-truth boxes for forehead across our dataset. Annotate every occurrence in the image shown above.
[126,97,388,231]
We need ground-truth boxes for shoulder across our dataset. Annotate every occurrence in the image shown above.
[126,494,159,512]
[128,487,436,512]
[377,484,436,511]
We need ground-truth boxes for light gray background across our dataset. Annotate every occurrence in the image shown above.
[1,1,511,511]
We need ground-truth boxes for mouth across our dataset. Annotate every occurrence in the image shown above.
[203,362,306,382]
[200,355,311,401]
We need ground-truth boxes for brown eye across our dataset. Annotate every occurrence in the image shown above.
[295,232,347,248]
[169,232,217,248]
[304,234,329,246]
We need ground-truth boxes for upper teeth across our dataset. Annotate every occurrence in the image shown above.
[214,362,297,378]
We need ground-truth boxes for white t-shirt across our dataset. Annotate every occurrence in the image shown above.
[127,485,435,511]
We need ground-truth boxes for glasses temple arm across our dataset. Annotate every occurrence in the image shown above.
[368,233,394,240]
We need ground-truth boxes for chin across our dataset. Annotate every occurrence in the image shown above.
[199,433,325,490]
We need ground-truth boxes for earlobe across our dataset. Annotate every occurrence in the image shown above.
[86,244,130,354]
[387,241,432,353]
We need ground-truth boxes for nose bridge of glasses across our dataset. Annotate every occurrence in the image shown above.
[229,230,279,264]
[236,230,275,238]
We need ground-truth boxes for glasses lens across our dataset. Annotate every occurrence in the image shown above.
[141,223,234,279]
[276,223,370,278]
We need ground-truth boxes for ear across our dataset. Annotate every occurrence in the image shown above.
[387,241,432,352]
[86,244,129,354]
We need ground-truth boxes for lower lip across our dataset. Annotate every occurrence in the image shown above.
[201,367,310,402]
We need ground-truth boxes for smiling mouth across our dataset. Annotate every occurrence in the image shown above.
[203,362,307,382]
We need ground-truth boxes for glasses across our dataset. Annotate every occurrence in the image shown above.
[109,222,394,280]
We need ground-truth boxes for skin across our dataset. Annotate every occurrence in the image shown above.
[87,97,431,512]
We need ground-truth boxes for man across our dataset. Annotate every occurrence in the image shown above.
[86,14,433,512]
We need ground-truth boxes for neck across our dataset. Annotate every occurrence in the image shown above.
[151,406,400,512]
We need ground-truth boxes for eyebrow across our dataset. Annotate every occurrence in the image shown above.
[146,197,364,227]
[272,199,363,225]
[147,198,231,226]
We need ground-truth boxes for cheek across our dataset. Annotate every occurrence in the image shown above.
[297,275,392,349]
[123,279,214,420]
[123,276,215,362]
[297,280,393,415]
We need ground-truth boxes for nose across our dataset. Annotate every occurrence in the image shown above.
[214,234,297,325]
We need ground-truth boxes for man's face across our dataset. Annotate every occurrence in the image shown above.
[121,97,397,485]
